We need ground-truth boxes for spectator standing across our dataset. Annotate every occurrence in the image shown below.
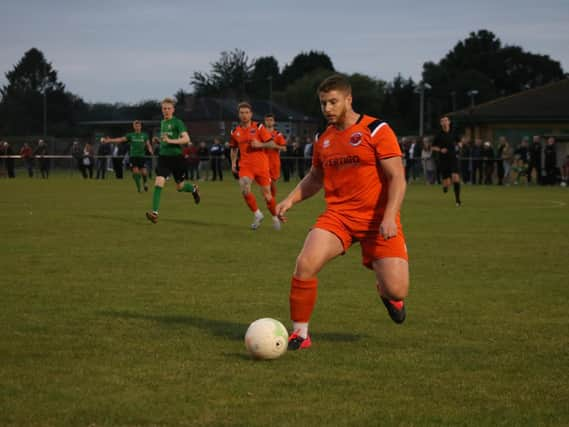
[81,142,95,179]
[292,140,304,179]
[528,136,542,185]
[20,143,34,177]
[111,142,126,179]
[281,141,293,182]
[303,136,313,172]
[405,138,420,182]
[96,140,111,179]
[421,138,435,184]
[183,142,199,180]
[471,138,483,184]
[482,141,495,185]
[560,155,569,187]
[458,136,471,184]
[500,138,514,185]
[544,137,557,185]
[197,141,210,181]
[2,141,16,178]
[34,139,50,179]
[209,138,224,181]
[71,141,83,175]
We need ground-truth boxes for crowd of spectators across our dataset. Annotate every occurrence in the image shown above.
[2,135,568,187]
[401,134,567,187]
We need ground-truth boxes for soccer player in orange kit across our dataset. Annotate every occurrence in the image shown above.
[276,74,410,350]
[230,102,284,230]
[263,113,287,198]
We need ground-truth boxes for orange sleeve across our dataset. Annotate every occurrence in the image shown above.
[372,123,401,159]
[276,133,287,147]
[258,125,272,143]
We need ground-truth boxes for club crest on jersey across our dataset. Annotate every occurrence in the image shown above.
[250,129,256,135]
[349,132,363,146]
[323,139,330,148]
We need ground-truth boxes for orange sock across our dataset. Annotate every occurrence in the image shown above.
[266,197,276,216]
[270,182,277,198]
[290,276,318,322]
[243,192,258,212]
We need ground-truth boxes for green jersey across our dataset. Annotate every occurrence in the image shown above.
[159,117,187,156]
[125,132,149,157]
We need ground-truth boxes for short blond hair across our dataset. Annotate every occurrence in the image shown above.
[161,97,176,106]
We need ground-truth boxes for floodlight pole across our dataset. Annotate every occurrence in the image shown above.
[43,62,47,137]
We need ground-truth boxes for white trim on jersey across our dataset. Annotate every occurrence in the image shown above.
[371,122,387,138]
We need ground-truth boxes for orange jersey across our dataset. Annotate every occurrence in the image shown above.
[312,115,402,219]
[229,121,272,169]
[265,129,287,164]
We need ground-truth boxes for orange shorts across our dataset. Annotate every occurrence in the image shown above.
[314,210,408,269]
[239,165,271,187]
[269,158,281,181]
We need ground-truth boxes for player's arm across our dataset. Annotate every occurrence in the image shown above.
[163,131,190,145]
[378,156,406,239]
[102,136,127,144]
[145,139,154,155]
[230,147,239,173]
[250,139,286,151]
[276,165,323,222]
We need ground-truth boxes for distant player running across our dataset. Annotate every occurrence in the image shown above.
[230,102,284,230]
[276,74,410,350]
[145,98,200,224]
[102,120,153,192]
[263,113,287,198]
[432,115,462,206]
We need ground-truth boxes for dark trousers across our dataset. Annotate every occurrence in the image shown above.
[527,162,541,184]
[80,164,93,179]
[296,159,305,179]
[282,159,291,182]
[471,160,482,184]
[96,158,107,179]
[187,163,198,180]
[112,157,124,179]
[496,159,505,185]
[460,160,470,183]
[6,159,15,178]
[211,158,223,181]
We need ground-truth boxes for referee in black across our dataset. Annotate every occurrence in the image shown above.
[432,115,462,206]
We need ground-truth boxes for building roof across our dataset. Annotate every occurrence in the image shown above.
[449,78,569,123]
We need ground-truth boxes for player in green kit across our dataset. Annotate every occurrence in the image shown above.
[145,97,200,224]
[102,120,153,192]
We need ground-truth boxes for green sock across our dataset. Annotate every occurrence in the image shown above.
[133,173,142,192]
[152,186,163,212]
[178,182,195,193]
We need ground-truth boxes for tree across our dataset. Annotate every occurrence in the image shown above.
[191,49,254,99]
[422,29,565,116]
[284,69,336,118]
[381,75,418,135]
[249,56,280,99]
[349,73,386,118]
[0,48,83,135]
[281,51,335,88]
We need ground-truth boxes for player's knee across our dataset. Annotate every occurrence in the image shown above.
[381,278,409,301]
[294,253,320,278]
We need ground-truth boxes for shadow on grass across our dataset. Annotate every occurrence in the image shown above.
[99,310,367,344]
[100,310,248,340]
[85,213,215,227]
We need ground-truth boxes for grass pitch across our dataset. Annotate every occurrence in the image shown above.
[1,174,568,426]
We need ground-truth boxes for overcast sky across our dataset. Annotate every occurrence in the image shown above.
[1,0,568,104]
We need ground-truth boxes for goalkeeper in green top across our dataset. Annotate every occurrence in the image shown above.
[102,120,154,192]
[145,97,200,224]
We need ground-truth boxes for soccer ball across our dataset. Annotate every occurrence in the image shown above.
[244,318,288,360]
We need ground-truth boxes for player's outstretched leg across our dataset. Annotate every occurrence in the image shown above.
[373,257,409,324]
[146,177,164,224]
[261,186,280,231]
[288,228,344,350]
[177,181,200,204]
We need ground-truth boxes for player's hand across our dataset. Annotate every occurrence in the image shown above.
[276,198,293,223]
[100,137,107,144]
[231,164,238,174]
[161,135,170,143]
[379,218,398,240]
[441,148,448,154]
[250,140,263,148]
